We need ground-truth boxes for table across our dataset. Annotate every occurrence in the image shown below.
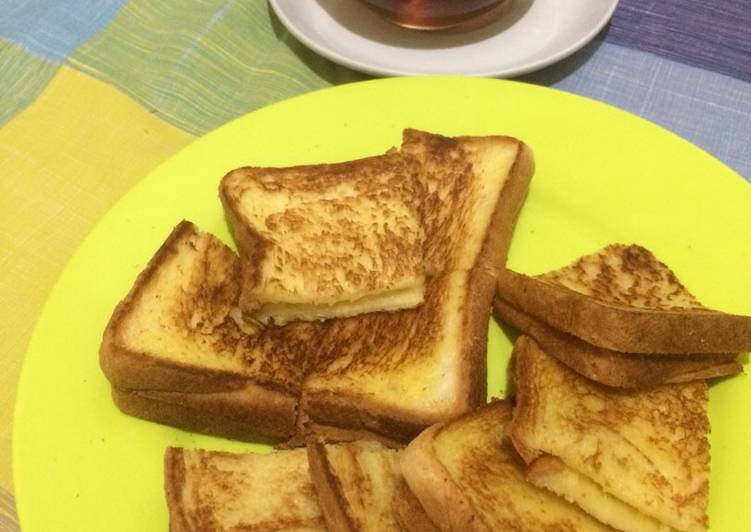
[1,1,749,529]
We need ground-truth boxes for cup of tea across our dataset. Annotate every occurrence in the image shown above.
[359,0,514,30]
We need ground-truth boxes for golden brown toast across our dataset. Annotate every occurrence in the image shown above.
[220,152,425,324]
[392,482,439,532]
[164,447,325,531]
[400,128,534,275]
[102,129,535,444]
[99,221,311,441]
[497,244,751,353]
[400,400,613,531]
[298,130,534,441]
[307,440,405,532]
[493,298,742,387]
[510,335,709,531]
[302,268,496,441]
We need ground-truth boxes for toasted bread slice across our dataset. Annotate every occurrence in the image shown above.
[497,244,751,353]
[302,268,496,442]
[307,440,405,532]
[510,335,709,531]
[493,298,742,387]
[300,131,534,441]
[392,482,439,532]
[400,400,613,531]
[220,153,425,324]
[100,221,313,441]
[164,447,325,531]
[400,129,534,275]
[526,455,676,532]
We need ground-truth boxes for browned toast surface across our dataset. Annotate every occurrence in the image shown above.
[303,268,495,440]
[220,152,425,323]
[307,440,404,532]
[493,298,742,387]
[100,220,310,392]
[392,481,439,532]
[103,128,536,444]
[100,221,310,441]
[510,335,709,531]
[401,128,533,275]
[497,244,751,353]
[401,400,613,531]
[164,447,325,531]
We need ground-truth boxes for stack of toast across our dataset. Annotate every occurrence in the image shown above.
[99,129,751,531]
[100,129,535,445]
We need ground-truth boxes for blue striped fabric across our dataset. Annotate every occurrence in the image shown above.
[0,0,125,62]
[524,40,751,182]
[604,0,751,82]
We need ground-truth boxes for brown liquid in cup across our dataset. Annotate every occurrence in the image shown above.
[360,0,509,30]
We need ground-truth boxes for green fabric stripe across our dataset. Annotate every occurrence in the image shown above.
[68,0,366,135]
[0,40,58,126]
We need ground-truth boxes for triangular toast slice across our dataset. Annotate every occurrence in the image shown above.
[400,400,613,531]
[497,244,751,353]
[510,335,709,531]
[220,152,426,325]
[100,221,311,442]
[306,440,406,531]
[164,447,325,531]
[493,298,741,387]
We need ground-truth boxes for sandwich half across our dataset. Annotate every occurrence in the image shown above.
[497,244,751,353]
[220,152,425,324]
[493,297,741,388]
[399,400,612,531]
[510,335,709,532]
[164,447,325,531]
[100,220,312,442]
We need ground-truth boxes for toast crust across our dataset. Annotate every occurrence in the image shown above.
[493,298,742,387]
[472,141,535,274]
[497,246,751,353]
[392,481,440,532]
[112,385,297,443]
[306,440,357,532]
[400,424,485,532]
[164,448,190,532]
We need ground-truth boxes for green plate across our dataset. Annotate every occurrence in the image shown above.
[14,77,751,531]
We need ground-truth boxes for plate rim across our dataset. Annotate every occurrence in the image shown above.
[269,0,620,77]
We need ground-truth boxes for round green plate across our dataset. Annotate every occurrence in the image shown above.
[14,77,751,531]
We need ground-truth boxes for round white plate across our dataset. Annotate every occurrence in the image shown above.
[269,0,619,77]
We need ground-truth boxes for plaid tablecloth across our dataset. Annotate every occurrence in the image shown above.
[1,1,749,528]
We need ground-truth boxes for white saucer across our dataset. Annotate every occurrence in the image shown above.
[269,0,619,77]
